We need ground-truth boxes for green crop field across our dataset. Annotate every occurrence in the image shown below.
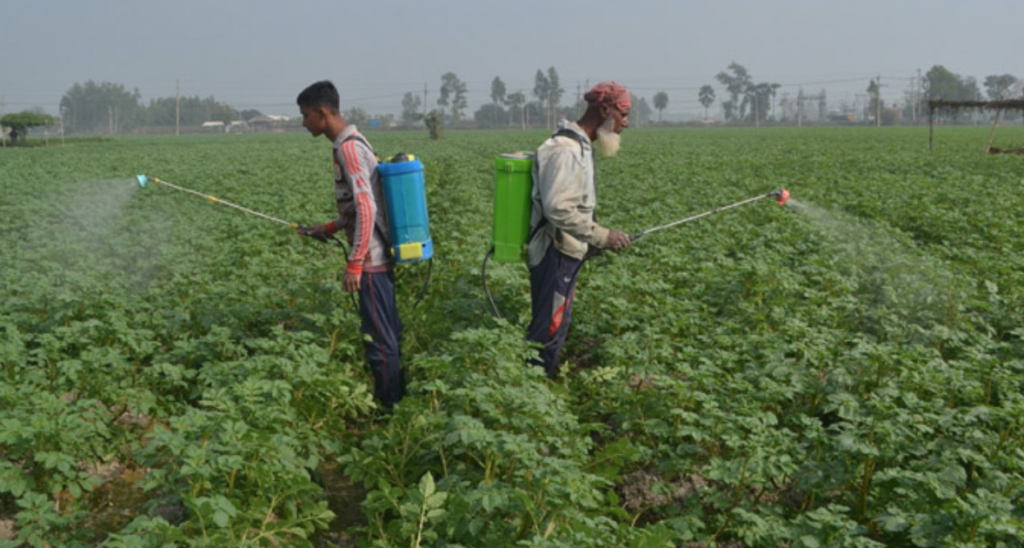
[2,127,1023,547]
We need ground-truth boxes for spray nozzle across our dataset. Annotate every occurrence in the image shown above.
[769,188,790,206]
[136,174,149,188]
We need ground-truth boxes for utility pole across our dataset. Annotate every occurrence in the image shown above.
[175,79,180,136]
[1,95,5,147]
[422,82,428,121]
[921,68,929,123]
[876,75,882,127]
[908,76,916,124]
[917,68,923,124]
[549,89,554,129]
[519,89,525,130]
[797,89,804,127]
[754,91,760,127]
[575,82,581,119]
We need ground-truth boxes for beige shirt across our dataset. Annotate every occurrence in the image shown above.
[526,123,610,267]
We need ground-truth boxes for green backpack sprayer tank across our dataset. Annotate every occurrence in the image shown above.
[481,152,537,317]
[491,152,535,263]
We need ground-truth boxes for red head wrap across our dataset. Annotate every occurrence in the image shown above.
[584,81,631,112]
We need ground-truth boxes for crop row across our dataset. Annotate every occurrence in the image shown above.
[1,128,1022,547]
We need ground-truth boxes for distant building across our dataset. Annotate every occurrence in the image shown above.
[248,115,291,133]
[201,121,225,132]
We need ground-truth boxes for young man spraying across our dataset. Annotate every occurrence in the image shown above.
[296,80,405,408]
[526,81,632,378]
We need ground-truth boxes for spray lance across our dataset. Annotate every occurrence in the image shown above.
[481,175,790,318]
[628,188,790,242]
[136,174,361,304]
[136,173,434,307]
[136,174,308,230]
[135,173,349,241]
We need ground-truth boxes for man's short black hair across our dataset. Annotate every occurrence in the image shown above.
[297,80,340,112]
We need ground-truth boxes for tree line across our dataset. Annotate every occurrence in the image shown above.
[5,64,1019,144]
[399,67,655,132]
[52,81,263,135]
[399,61,1019,130]
[697,63,1021,125]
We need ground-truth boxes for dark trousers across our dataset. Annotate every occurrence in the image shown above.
[358,271,405,408]
[526,246,583,378]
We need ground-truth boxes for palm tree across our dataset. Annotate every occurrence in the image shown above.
[491,77,506,127]
[653,92,669,123]
[507,91,527,130]
[699,85,716,121]
[533,70,549,126]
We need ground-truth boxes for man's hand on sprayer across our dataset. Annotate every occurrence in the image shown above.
[342,272,361,293]
[604,229,631,251]
[297,224,330,242]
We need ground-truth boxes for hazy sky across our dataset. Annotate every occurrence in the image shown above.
[3,0,1020,118]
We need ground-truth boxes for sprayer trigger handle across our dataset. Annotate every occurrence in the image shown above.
[629,232,644,242]
[297,225,329,243]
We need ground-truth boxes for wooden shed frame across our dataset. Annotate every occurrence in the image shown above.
[928,99,1024,151]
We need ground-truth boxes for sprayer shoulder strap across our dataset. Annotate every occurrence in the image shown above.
[552,127,599,221]
[552,127,597,205]
[334,133,376,196]
[528,129,594,243]
[341,133,392,249]
[552,128,588,159]
[527,218,548,246]
[342,133,374,154]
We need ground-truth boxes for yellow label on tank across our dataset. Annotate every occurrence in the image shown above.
[398,242,422,260]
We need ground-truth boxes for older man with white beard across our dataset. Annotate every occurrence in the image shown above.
[525,81,632,378]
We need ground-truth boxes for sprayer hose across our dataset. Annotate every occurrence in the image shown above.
[412,258,433,308]
[327,235,359,309]
[481,247,502,318]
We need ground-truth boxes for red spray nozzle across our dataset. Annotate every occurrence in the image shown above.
[772,188,790,205]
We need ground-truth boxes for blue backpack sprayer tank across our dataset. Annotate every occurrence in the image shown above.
[377,154,434,263]
[376,153,434,305]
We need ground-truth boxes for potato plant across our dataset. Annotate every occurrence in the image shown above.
[1,128,1022,547]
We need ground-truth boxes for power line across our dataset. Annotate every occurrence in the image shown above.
[1,70,943,120]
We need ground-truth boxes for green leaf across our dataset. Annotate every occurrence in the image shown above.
[419,471,436,498]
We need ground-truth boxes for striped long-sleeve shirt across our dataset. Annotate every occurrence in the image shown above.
[332,126,391,274]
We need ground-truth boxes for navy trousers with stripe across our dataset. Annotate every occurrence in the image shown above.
[358,271,405,408]
[526,246,583,378]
